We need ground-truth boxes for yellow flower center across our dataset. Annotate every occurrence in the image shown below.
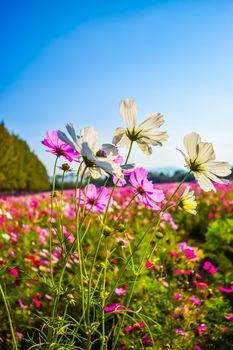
[188,158,204,172]
[126,128,142,141]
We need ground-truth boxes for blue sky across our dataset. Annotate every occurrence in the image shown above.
[1,0,233,175]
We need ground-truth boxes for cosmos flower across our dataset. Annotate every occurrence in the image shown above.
[178,132,231,192]
[129,167,165,209]
[104,303,124,312]
[42,130,79,161]
[79,184,110,213]
[58,124,124,179]
[179,186,197,215]
[115,284,126,296]
[112,98,168,155]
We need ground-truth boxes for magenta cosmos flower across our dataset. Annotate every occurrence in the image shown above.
[129,167,165,209]
[42,130,79,161]
[80,184,111,213]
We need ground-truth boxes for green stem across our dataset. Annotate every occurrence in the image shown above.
[49,157,58,285]
[0,284,18,350]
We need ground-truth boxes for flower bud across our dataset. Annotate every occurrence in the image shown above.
[103,225,112,237]
[61,163,70,172]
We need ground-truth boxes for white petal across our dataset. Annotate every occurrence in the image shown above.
[101,144,119,158]
[177,149,189,164]
[203,171,229,185]
[115,133,132,148]
[184,132,201,159]
[140,131,168,145]
[95,159,123,178]
[195,173,216,192]
[138,113,164,132]
[57,130,78,151]
[203,162,231,177]
[112,127,126,145]
[197,142,215,163]
[80,127,99,152]
[89,167,102,179]
[66,123,79,143]
[119,99,137,130]
[81,142,95,161]
[136,141,152,155]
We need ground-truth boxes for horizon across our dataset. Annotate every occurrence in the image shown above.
[1,0,233,176]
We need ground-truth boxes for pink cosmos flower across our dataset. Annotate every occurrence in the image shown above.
[189,296,202,306]
[145,260,153,269]
[80,184,110,213]
[176,329,188,336]
[112,155,132,187]
[18,299,28,309]
[141,337,152,345]
[10,267,19,277]
[225,313,233,321]
[129,167,165,210]
[173,293,182,301]
[218,285,233,293]
[197,324,208,335]
[15,332,23,339]
[32,297,41,308]
[203,261,218,274]
[115,284,126,296]
[195,346,203,350]
[184,248,197,261]
[42,130,79,161]
[116,236,129,247]
[168,251,179,258]
[104,303,124,312]
[194,281,209,289]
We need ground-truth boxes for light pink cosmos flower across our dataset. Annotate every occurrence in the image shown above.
[80,184,110,213]
[42,130,79,161]
[18,299,28,309]
[176,329,188,336]
[129,167,165,210]
[115,284,126,296]
[112,155,133,187]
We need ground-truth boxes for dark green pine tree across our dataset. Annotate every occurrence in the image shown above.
[0,122,49,190]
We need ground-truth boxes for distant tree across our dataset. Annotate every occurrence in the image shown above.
[0,122,49,190]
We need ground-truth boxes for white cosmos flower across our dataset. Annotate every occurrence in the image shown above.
[112,98,168,155]
[179,187,197,215]
[58,124,124,179]
[178,132,231,192]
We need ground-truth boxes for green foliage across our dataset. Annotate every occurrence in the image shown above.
[0,122,49,190]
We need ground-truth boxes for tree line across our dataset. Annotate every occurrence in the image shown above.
[0,122,49,191]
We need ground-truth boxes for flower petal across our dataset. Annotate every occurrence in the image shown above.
[136,141,153,155]
[194,173,216,192]
[119,99,137,130]
[184,132,201,159]
[138,113,164,131]
[197,142,215,163]
[140,131,168,145]
[203,162,231,177]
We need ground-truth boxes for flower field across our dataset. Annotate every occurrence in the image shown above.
[0,181,232,349]
[1,98,233,349]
